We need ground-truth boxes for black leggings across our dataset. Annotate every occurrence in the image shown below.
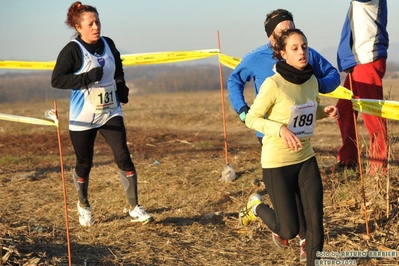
[256,156,324,266]
[70,116,134,178]
[258,136,306,240]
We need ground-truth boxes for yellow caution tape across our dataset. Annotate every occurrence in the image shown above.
[0,49,220,69]
[0,113,57,127]
[218,54,241,69]
[320,85,353,100]
[121,49,220,66]
[0,61,56,70]
[352,98,399,121]
[320,86,399,121]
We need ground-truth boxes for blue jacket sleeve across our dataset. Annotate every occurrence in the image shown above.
[227,58,254,114]
[308,47,341,94]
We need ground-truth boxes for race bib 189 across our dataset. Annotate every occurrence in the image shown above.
[287,101,317,137]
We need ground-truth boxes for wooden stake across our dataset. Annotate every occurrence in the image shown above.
[54,102,72,265]
[348,74,370,236]
[216,30,229,165]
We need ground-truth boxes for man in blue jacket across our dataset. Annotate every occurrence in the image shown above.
[228,9,340,143]
[336,0,388,174]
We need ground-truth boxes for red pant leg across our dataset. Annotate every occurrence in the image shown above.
[337,58,388,170]
[336,77,359,165]
[353,58,388,170]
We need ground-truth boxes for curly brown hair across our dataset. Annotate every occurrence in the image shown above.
[65,1,98,33]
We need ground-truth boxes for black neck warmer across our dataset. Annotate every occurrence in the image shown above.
[77,36,104,55]
[275,61,314,84]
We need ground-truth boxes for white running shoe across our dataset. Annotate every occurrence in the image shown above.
[77,201,94,227]
[129,205,154,224]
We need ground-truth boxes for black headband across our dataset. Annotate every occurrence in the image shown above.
[265,14,294,37]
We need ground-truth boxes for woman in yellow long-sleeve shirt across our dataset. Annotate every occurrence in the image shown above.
[238,29,339,266]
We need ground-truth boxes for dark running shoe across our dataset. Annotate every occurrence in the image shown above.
[271,232,289,248]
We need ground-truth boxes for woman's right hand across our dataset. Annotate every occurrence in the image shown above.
[280,125,302,151]
[87,67,104,83]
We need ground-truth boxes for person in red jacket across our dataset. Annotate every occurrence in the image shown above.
[336,0,389,174]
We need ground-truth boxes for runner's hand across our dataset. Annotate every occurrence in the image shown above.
[238,106,250,123]
[280,125,302,151]
[116,82,129,104]
[87,67,103,83]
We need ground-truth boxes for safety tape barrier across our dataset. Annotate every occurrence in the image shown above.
[0,110,58,127]
[0,50,397,121]
[218,53,241,70]
[0,49,221,69]
[0,51,241,69]
[352,98,399,121]
[0,51,256,70]
[0,60,56,70]
[121,49,220,66]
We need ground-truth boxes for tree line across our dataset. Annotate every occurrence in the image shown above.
[0,64,233,104]
[1,61,399,104]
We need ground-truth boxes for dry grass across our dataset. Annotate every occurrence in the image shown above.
[1,80,399,265]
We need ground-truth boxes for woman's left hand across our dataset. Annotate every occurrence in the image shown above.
[324,106,340,120]
[116,82,129,104]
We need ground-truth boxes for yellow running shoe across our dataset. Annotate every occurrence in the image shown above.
[239,193,263,226]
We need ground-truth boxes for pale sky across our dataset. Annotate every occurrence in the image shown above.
[1,0,398,66]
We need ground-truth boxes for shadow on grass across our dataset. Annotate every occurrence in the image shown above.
[1,234,121,265]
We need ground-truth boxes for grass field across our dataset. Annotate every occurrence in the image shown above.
[1,79,399,265]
